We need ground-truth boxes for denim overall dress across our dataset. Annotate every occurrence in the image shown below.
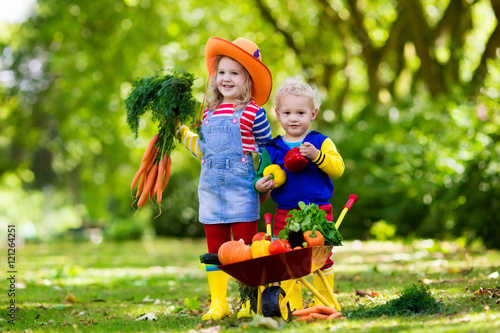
[198,106,259,224]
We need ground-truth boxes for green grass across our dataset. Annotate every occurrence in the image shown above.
[1,238,499,332]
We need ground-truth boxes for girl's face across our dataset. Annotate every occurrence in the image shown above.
[216,57,249,104]
[275,94,317,143]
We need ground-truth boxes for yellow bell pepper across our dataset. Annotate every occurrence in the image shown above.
[263,164,287,188]
[251,240,271,258]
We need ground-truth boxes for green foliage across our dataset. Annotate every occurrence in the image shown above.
[125,68,199,164]
[278,201,343,246]
[370,220,397,241]
[238,282,259,314]
[125,68,199,136]
[0,0,499,249]
[350,285,441,318]
[105,217,151,241]
[334,93,499,248]
[183,296,201,311]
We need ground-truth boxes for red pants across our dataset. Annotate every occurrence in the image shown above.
[204,221,258,253]
[273,204,334,270]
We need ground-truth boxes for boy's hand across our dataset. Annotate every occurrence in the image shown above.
[299,142,319,160]
[255,174,275,193]
[259,192,271,204]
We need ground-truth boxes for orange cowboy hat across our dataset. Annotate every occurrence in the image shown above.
[205,37,272,106]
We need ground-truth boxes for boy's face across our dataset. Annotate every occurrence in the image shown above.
[216,56,249,104]
[275,94,318,142]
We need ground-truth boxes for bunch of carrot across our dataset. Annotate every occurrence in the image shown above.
[131,134,172,208]
[292,305,344,322]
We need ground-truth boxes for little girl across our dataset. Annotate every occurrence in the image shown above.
[176,37,273,320]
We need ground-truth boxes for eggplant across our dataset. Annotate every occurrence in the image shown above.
[288,222,305,248]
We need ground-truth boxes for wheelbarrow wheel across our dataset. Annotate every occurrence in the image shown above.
[261,286,292,322]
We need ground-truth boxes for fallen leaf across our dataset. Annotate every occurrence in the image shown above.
[419,278,463,284]
[247,314,280,329]
[135,312,157,321]
[200,326,222,333]
[65,290,77,303]
[142,295,154,302]
[355,290,371,297]
[473,287,500,298]
[355,290,380,297]
[91,299,106,302]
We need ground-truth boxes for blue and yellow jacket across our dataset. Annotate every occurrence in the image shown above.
[253,131,345,210]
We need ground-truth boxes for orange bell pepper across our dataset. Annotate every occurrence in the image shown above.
[303,230,325,247]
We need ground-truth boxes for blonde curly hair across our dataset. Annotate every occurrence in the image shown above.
[275,76,321,111]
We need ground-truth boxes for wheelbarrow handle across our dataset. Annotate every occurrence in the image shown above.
[344,194,358,211]
[264,213,273,235]
[335,194,358,230]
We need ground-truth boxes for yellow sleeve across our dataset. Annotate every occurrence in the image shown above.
[312,138,344,178]
[176,125,203,158]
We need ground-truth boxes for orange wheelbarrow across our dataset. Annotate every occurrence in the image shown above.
[218,194,358,321]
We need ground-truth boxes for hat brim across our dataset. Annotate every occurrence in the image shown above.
[205,37,272,106]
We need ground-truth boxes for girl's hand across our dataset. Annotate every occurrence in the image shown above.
[299,142,319,160]
[255,174,275,193]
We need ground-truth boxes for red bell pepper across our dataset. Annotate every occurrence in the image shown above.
[284,147,309,172]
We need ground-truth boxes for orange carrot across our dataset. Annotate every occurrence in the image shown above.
[315,305,337,315]
[146,148,159,172]
[162,155,172,191]
[148,169,157,201]
[138,163,158,207]
[310,313,330,320]
[326,312,342,320]
[292,306,319,316]
[132,144,158,191]
[135,169,147,198]
[294,314,313,322]
[155,156,166,203]
[142,134,159,162]
[131,162,145,191]
[131,149,156,191]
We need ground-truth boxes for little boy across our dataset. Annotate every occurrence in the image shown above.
[253,76,345,310]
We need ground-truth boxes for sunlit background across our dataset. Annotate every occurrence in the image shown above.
[0,0,498,249]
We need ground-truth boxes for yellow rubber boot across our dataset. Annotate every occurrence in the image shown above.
[313,266,335,307]
[280,279,303,311]
[202,265,231,321]
[237,299,254,318]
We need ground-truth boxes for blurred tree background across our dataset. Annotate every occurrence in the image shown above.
[0,0,498,248]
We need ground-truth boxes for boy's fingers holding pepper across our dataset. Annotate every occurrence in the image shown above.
[256,174,275,192]
[300,142,319,160]
[263,174,276,190]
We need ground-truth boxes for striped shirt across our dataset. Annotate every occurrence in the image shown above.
[177,102,272,158]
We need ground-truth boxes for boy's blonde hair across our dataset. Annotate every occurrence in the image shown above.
[275,76,321,111]
[207,55,253,110]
